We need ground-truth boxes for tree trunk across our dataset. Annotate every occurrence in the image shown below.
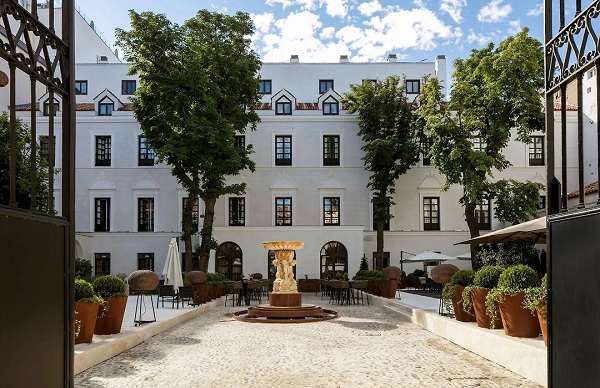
[464,198,480,270]
[199,197,216,273]
[183,193,195,273]
[375,190,386,271]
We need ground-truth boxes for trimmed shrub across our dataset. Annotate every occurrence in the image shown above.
[353,270,384,280]
[75,258,92,280]
[383,266,402,279]
[448,270,476,287]
[473,266,505,289]
[93,275,127,298]
[412,269,426,277]
[496,265,539,291]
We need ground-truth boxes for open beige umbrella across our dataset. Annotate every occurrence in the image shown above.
[455,216,547,245]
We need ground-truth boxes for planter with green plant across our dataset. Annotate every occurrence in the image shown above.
[74,279,105,343]
[442,270,476,322]
[382,266,402,298]
[462,266,504,329]
[486,264,540,338]
[354,270,385,296]
[93,275,128,335]
[524,273,548,346]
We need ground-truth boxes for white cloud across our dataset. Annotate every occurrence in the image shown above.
[508,20,521,34]
[477,0,512,23]
[252,13,275,35]
[357,0,382,17]
[413,0,426,7]
[527,4,543,17]
[467,29,492,46]
[320,26,336,40]
[323,0,349,18]
[265,0,293,8]
[440,0,466,23]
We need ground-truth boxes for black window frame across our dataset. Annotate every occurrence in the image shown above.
[94,253,111,277]
[529,136,545,166]
[537,195,547,210]
[137,253,155,271]
[95,136,111,166]
[75,80,88,95]
[229,197,246,226]
[182,197,199,228]
[98,97,114,116]
[259,80,272,94]
[423,197,440,231]
[235,135,245,149]
[323,197,340,226]
[94,197,111,232]
[138,135,155,166]
[275,135,292,166]
[319,79,334,94]
[473,135,486,151]
[323,135,340,166]
[138,197,155,232]
[121,80,137,95]
[406,79,421,94]
[372,252,390,270]
[275,96,292,115]
[43,99,59,116]
[39,135,55,164]
[275,197,292,226]
[475,199,491,231]
[322,97,339,115]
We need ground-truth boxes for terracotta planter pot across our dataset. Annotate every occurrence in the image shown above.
[94,296,128,335]
[471,288,503,329]
[383,279,398,298]
[366,280,377,295]
[74,302,100,344]
[497,293,540,338]
[193,283,207,304]
[537,306,548,347]
[452,286,476,322]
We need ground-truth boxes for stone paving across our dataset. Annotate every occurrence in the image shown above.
[75,294,540,388]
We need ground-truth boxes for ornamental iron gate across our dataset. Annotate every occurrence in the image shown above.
[0,1,75,386]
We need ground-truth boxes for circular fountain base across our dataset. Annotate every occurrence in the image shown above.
[233,304,338,323]
[269,292,302,306]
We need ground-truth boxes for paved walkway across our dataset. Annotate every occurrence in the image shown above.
[75,293,540,388]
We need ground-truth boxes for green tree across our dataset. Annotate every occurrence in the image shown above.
[342,76,421,270]
[0,113,50,212]
[116,10,261,273]
[418,29,544,267]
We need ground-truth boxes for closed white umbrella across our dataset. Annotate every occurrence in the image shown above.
[162,238,184,292]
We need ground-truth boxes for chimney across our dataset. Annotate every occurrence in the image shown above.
[290,55,299,63]
[340,55,349,63]
[98,55,108,63]
[387,54,397,63]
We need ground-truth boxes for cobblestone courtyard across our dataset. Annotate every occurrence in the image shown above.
[75,295,540,388]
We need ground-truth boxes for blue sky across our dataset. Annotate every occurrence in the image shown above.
[75,0,554,66]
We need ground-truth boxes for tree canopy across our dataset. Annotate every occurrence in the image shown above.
[418,28,544,268]
[342,76,421,270]
[116,10,261,272]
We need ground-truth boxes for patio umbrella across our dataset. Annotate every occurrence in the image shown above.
[455,216,547,245]
[162,238,184,292]
[454,252,472,260]
[400,250,452,271]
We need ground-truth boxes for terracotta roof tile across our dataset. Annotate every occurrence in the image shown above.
[553,102,578,111]
[76,103,95,111]
[295,102,319,110]
[255,103,272,110]
[14,103,39,111]
[567,181,599,199]
[118,103,132,111]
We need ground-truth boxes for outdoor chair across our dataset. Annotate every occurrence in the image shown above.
[157,285,176,308]
[319,279,331,299]
[247,280,262,304]
[224,281,242,307]
[259,279,270,298]
[329,280,352,305]
[351,280,369,306]
[177,286,196,308]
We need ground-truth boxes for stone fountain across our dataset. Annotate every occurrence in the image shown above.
[233,241,337,323]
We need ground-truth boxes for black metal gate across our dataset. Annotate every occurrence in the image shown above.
[0,1,75,386]
[545,1,600,386]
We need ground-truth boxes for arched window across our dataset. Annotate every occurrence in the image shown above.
[320,241,348,279]
[267,250,296,280]
[98,97,114,116]
[216,241,243,280]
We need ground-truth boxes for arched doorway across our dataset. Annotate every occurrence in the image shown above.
[267,250,296,280]
[216,242,243,280]
[320,241,348,279]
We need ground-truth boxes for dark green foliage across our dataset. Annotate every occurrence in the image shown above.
[448,270,476,287]
[359,256,369,271]
[473,266,505,289]
[93,275,127,298]
[412,269,426,277]
[353,270,385,280]
[75,279,95,301]
[496,265,539,291]
[476,240,541,272]
[75,258,93,280]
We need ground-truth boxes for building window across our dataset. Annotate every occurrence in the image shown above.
[229,197,246,226]
[323,197,340,226]
[182,197,199,227]
[98,97,114,116]
[475,199,491,230]
[122,80,137,95]
[75,80,88,95]
[137,253,155,271]
[529,136,545,166]
[39,135,55,164]
[235,135,245,149]
[406,80,421,94]
[259,80,272,94]
[94,198,111,232]
[537,195,547,210]
[320,241,347,279]
[275,135,292,166]
[216,242,243,280]
[421,137,432,166]
[138,136,155,166]
[94,253,110,277]
[95,136,111,166]
[473,135,486,151]
[275,197,292,226]
[43,99,59,116]
[138,198,154,232]
[319,79,334,93]
[372,206,390,231]
[423,197,440,231]
[275,96,292,115]
[372,252,390,270]
[322,97,339,115]
[323,135,340,166]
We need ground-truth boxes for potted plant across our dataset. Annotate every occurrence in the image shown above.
[442,270,476,322]
[382,266,402,298]
[93,275,128,335]
[486,265,540,338]
[74,279,104,344]
[524,273,548,346]
[462,266,505,329]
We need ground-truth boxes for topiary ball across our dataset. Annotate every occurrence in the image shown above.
[383,266,402,279]
[448,269,476,287]
[473,266,505,289]
[128,270,159,291]
[187,271,206,284]
[75,279,95,302]
[496,265,539,291]
[93,275,127,298]
[431,264,459,284]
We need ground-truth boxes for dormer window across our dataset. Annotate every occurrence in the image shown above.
[275,96,292,115]
[43,99,59,116]
[98,97,114,116]
[322,96,339,115]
